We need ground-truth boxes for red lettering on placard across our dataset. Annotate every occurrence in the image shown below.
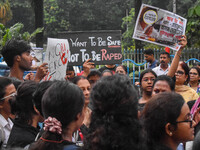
[179,21,183,25]
[174,18,178,23]
[160,31,174,38]
[101,49,122,61]
[167,16,173,22]
[60,52,67,65]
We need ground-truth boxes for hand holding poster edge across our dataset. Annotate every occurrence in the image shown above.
[133,4,187,51]
[43,38,70,81]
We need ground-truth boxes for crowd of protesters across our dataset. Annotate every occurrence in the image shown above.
[0,36,200,150]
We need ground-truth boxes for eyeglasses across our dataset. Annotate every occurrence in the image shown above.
[189,72,198,76]
[176,114,193,128]
[175,70,184,75]
[0,93,17,101]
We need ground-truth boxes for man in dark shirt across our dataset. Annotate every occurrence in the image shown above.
[144,49,158,69]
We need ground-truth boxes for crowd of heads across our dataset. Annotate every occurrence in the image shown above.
[0,39,200,150]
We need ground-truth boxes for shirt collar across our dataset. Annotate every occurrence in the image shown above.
[0,114,13,128]
[158,64,170,71]
[0,114,8,127]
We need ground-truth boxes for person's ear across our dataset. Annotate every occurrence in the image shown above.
[76,112,81,121]
[0,103,3,109]
[33,105,41,116]
[15,55,21,62]
[165,123,175,136]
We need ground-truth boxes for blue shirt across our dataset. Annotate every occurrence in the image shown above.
[147,59,158,69]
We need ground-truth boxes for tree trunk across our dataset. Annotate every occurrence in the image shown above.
[34,0,44,48]
[135,0,142,50]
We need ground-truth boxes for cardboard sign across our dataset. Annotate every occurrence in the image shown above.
[58,30,122,65]
[44,38,69,80]
[133,4,187,51]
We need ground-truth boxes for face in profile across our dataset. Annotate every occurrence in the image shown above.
[152,80,172,96]
[172,103,194,143]
[0,84,16,119]
[19,50,33,71]
[144,54,153,62]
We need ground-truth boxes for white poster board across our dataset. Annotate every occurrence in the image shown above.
[44,38,69,80]
[133,4,187,51]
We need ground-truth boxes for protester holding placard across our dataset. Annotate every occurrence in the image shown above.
[1,39,48,82]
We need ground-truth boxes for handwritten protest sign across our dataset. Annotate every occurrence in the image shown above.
[58,30,122,65]
[133,4,187,51]
[44,38,69,80]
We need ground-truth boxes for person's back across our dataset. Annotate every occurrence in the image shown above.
[29,81,85,150]
[83,75,145,150]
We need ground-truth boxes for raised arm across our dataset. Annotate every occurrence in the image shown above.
[82,59,95,77]
[167,35,187,77]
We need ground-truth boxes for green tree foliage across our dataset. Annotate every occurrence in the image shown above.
[121,8,135,49]
[44,0,70,38]
[0,0,12,25]
[0,23,43,51]
[186,0,200,47]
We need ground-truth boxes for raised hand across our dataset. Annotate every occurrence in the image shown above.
[34,63,48,82]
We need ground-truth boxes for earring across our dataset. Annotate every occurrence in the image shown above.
[169,132,172,136]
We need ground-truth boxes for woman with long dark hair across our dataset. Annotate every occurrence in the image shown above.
[142,92,195,150]
[29,81,85,150]
[83,75,144,150]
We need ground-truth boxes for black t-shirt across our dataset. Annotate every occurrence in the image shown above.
[7,118,40,148]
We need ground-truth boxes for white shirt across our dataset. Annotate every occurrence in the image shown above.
[0,114,13,147]
[152,64,170,76]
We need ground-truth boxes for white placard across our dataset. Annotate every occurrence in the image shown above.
[44,38,69,80]
[133,4,187,51]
